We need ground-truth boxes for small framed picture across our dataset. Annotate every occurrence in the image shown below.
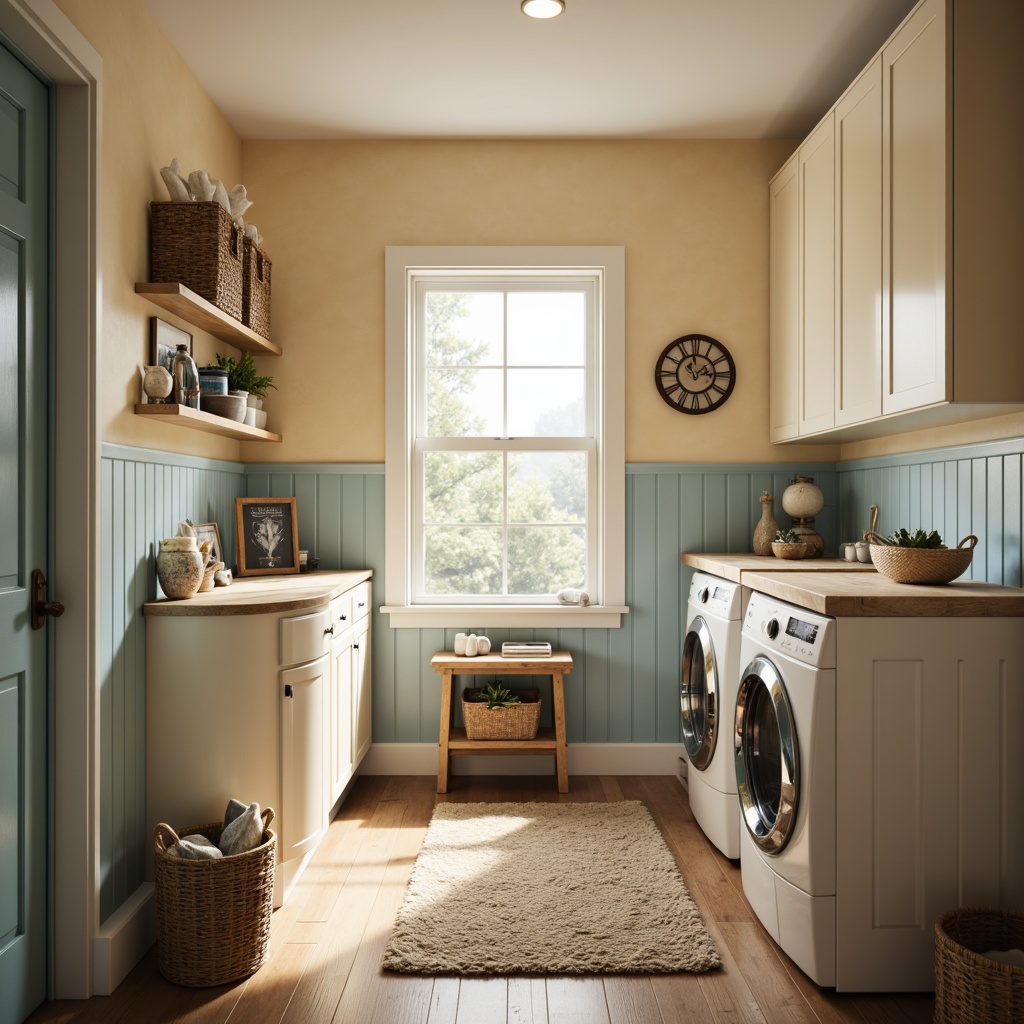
[193,522,224,567]
[150,317,192,401]
[235,497,300,576]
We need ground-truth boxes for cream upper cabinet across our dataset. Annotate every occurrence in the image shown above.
[881,0,946,415]
[834,57,882,428]
[769,154,799,443]
[770,0,1024,442]
[798,115,835,436]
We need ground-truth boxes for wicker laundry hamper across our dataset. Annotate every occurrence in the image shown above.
[462,687,541,740]
[153,808,276,986]
[934,907,1024,1023]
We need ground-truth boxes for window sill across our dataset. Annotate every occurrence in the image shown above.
[380,604,629,629]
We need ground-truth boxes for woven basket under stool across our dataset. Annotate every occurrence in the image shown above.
[153,808,276,987]
[241,237,272,340]
[865,532,977,585]
[150,201,244,321]
[935,907,1024,1023]
[462,687,541,740]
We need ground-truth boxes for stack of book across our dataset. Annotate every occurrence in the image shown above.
[501,642,552,658]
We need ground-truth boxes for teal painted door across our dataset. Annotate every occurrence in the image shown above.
[0,40,49,1024]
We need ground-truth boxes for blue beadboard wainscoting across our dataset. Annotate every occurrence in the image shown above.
[837,436,1024,587]
[98,437,1024,923]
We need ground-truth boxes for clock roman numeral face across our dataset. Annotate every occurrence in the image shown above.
[655,334,736,415]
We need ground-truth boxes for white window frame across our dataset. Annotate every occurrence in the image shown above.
[382,246,627,629]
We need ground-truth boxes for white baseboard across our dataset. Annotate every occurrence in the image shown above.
[360,742,685,778]
[92,882,155,995]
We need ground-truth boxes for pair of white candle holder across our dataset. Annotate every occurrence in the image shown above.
[454,632,491,657]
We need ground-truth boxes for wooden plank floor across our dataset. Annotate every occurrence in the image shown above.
[25,775,936,1024]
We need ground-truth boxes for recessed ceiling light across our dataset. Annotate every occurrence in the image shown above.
[521,0,565,19]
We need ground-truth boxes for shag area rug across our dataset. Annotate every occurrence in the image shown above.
[382,801,721,975]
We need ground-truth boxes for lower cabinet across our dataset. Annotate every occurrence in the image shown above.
[145,571,372,906]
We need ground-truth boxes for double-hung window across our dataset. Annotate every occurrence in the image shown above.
[384,247,625,628]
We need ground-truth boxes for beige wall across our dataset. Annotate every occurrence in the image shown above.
[50,0,1024,467]
[241,137,850,464]
[55,0,243,460]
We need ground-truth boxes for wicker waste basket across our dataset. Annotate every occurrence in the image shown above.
[462,687,541,740]
[153,808,276,987]
[934,907,1024,1023]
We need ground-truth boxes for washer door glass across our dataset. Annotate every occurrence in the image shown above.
[681,617,717,770]
[734,655,798,853]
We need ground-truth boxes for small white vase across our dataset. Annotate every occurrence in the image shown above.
[476,636,491,655]
[142,365,173,403]
[465,633,479,657]
[454,632,468,656]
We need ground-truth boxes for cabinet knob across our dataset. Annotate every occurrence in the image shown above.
[284,684,294,698]
[324,625,335,636]
[340,614,348,621]
[353,643,359,650]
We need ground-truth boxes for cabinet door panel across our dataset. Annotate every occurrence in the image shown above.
[353,620,372,766]
[330,632,354,802]
[799,116,835,435]
[281,655,327,859]
[770,156,800,442]
[835,58,882,428]
[883,0,947,414]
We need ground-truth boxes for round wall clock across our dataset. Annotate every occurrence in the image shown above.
[655,333,736,414]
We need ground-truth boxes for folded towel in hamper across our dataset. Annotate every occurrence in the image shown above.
[167,834,223,860]
[218,800,265,856]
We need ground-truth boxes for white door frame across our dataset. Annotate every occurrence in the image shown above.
[0,0,101,1000]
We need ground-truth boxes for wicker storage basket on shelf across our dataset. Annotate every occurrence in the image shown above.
[462,687,541,740]
[241,237,272,340]
[865,532,977,585]
[150,202,244,321]
[935,907,1024,1023]
[153,808,276,987]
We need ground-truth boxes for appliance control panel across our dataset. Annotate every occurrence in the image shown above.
[688,571,744,621]
[742,591,835,668]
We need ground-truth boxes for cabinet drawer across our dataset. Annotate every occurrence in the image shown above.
[280,607,330,668]
[352,581,371,623]
[329,592,353,635]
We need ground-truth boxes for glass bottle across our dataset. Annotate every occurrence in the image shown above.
[171,343,200,409]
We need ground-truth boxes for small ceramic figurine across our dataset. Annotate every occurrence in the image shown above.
[465,633,479,657]
[159,158,191,202]
[454,632,468,656]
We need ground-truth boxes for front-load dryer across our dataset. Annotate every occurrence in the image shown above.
[734,591,837,986]
[681,571,745,859]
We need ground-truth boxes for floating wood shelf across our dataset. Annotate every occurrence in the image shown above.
[135,282,282,356]
[134,403,282,442]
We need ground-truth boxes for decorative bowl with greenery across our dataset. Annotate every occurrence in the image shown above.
[214,351,276,399]
[771,528,811,560]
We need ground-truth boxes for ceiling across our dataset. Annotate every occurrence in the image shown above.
[143,0,918,141]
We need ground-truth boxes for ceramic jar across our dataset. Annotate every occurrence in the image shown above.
[156,536,204,599]
[142,365,173,403]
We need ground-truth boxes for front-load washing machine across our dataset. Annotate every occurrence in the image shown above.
[681,571,745,859]
[734,591,837,986]
[734,577,1024,991]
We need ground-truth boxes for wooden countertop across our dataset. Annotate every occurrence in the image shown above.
[681,552,876,583]
[143,569,372,616]
[741,571,1024,617]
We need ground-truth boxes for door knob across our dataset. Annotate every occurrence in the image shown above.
[31,569,65,630]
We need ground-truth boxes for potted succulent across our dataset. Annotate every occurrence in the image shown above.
[214,351,276,402]
[461,682,541,740]
[771,528,811,560]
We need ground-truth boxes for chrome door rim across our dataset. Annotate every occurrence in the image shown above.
[734,654,798,854]
[681,616,717,770]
